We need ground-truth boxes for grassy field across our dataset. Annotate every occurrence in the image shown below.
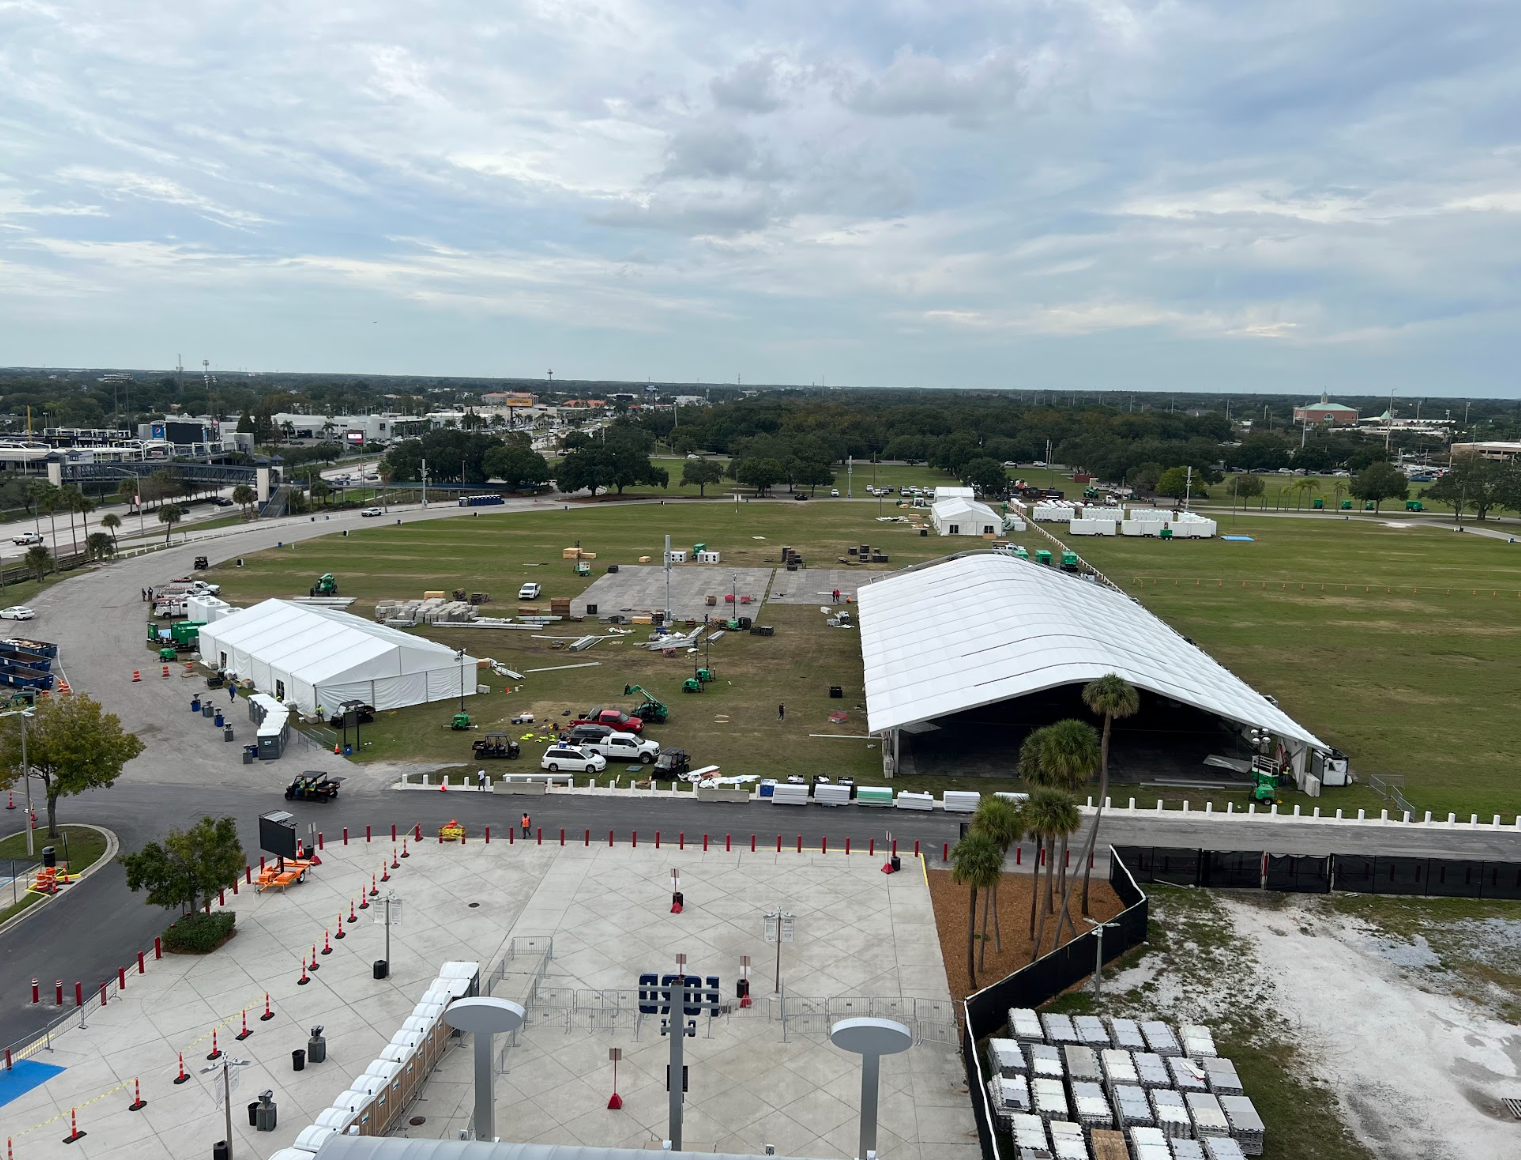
[629,457,965,500]
[1058,516,1521,816]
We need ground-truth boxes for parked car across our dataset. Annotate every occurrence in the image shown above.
[0,606,34,620]
[360,507,383,517]
[186,580,220,596]
[578,731,660,764]
[566,723,614,744]
[830,489,840,497]
[518,582,542,600]
[571,706,644,734]
[210,496,233,507]
[540,744,607,773]
[793,492,809,501]
[11,532,42,546]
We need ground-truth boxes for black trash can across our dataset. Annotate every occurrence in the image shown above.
[373,959,389,980]
[42,846,56,869]
[890,854,902,872]
[291,1049,305,1072]
[214,1141,230,1160]
[248,1101,260,1127]
[255,1100,277,1132]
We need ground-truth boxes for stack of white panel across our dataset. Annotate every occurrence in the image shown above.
[989,1037,1028,1077]
[1041,1012,1081,1045]
[1218,1095,1265,1155]
[1203,1138,1248,1160]
[1111,1083,1154,1128]
[1181,1024,1217,1056]
[1130,1127,1174,1160]
[1075,1015,1111,1048]
[1150,1088,1192,1139]
[987,1076,1032,1130]
[1063,1045,1103,1084]
[1071,1081,1113,1130]
[1201,1057,1242,1096]
[1171,1139,1207,1160]
[1133,1052,1172,1088]
[1108,1018,1147,1051]
[1049,1120,1089,1160]
[1100,1048,1138,1088]
[1010,1007,1045,1041]
[1010,1112,1048,1153]
[1186,1092,1231,1139]
[1168,1056,1209,1093]
[1028,1043,1065,1079]
[1034,1077,1070,1120]
[1142,1021,1181,1057]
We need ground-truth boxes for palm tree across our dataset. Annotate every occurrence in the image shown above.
[971,795,1024,960]
[1293,476,1319,511]
[116,477,137,509]
[1025,787,1082,962]
[949,832,1003,990]
[27,481,61,573]
[1331,479,1349,510]
[23,544,50,581]
[157,503,183,544]
[86,532,115,561]
[1074,674,1139,916]
[231,484,257,518]
[1020,719,1100,928]
[100,512,122,547]
[58,484,81,560]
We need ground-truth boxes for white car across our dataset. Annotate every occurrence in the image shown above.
[540,744,607,774]
[11,532,42,546]
[830,489,840,497]
[186,580,220,596]
[518,582,541,600]
[360,507,383,517]
[0,606,35,620]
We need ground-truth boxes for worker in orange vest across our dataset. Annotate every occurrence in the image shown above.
[521,812,531,838]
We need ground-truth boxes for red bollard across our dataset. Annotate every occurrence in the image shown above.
[118,967,126,990]
[391,824,397,842]
[485,827,490,843]
[75,982,83,1007]
[679,832,684,851]
[1040,847,1046,866]
[726,834,731,852]
[30,978,38,1005]
[318,832,324,850]
[415,823,422,841]
[914,840,920,857]
[655,832,660,849]
[259,855,265,871]
[585,829,590,847]
[943,842,949,863]
[219,889,225,906]
[776,835,781,852]
[535,827,541,845]
[245,865,251,884]
[1016,846,1022,865]
[1089,850,1094,868]
[138,951,145,974]
[343,827,349,845]
[796,835,802,853]
[366,825,372,843]
[459,829,465,845]
[891,839,897,857]
[509,826,514,844]
[55,979,63,1005]
[560,829,565,846]
[703,834,708,851]
[632,831,637,848]
[821,837,827,854]
[845,838,851,855]
[1065,848,1071,868]
[750,834,755,852]
[232,878,238,896]
[870,838,875,855]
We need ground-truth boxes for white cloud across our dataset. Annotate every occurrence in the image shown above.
[55,166,269,227]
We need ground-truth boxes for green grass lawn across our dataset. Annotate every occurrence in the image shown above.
[0,824,111,924]
[1059,516,1521,816]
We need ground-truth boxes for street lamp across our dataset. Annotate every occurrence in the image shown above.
[830,1018,913,1160]
[456,648,467,713]
[444,997,526,1143]
[1084,917,1121,997]
[1,707,36,855]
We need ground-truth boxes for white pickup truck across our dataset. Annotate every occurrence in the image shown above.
[11,531,42,546]
[579,731,660,765]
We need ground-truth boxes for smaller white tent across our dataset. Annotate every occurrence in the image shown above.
[933,485,976,501]
[930,496,1001,536]
[198,599,478,715]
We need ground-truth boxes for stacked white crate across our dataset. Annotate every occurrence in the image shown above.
[1171,1140,1207,1160]
[1010,1112,1049,1157]
[1202,1057,1242,1096]
[1150,1087,1193,1139]
[1108,1018,1147,1051]
[990,1037,1028,1078]
[1075,1015,1111,1048]
[988,1075,1033,1130]
[1100,1048,1138,1089]
[1063,1045,1103,1084]
[1049,1120,1090,1160]
[1186,1092,1231,1139]
[1181,1024,1217,1056]
[1218,1095,1265,1155]
[1111,1083,1154,1129]
[1034,1077,1070,1120]
[1142,1021,1181,1057]
[1028,1043,1065,1080]
[1010,1007,1046,1041]
[1042,1012,1082,1045]
[1130,1126,1175,1160]
[1071,1081,1113,1131]
[1168,1056,1210,1094]
[1134,1052,1172,1088]
[1203,1138,1249,1160]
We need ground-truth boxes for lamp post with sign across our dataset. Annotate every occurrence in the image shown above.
[763,906,795,994]
[374,893,402,977]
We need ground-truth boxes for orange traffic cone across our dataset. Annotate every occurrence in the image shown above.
[132,670,141,682]
[161,665,170,678]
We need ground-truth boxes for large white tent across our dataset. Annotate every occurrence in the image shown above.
[197,599,478,715]
[856,553,1325,781]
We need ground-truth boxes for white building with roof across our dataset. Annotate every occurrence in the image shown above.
[197,599,478,715]
[930,496,1001,536]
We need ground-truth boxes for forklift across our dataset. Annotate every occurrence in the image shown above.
[309,573,339,597]
[623,685,669,723]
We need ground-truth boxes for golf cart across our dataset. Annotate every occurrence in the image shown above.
[472,733,521,759]
[653,748,690,780]
[285,771,343,802]
[193,556,209,570]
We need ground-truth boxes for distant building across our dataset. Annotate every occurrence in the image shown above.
[1293,393,1359,426]
[1451,441,1521,462]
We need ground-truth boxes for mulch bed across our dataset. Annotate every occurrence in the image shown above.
[926,866,1125,1002]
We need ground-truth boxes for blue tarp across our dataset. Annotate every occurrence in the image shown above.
[0,1059,65,1107]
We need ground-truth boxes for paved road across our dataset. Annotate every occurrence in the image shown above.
[2,495,1518,1053]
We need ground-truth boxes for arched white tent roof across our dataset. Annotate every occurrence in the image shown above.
[856,553,1323,748]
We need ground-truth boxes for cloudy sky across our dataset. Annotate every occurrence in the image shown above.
[2,1,1518,394]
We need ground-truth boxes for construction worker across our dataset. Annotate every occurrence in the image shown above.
[228,682,236,703]
[521,811,531,838]
[477,769,488,790]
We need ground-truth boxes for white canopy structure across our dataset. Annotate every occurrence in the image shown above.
[197,599,477,715]
[857,553,1325,779]
[930,497,1001,537]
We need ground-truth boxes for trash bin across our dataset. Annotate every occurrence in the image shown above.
[242,744,257,765]
[890,855,901,873]
[224,726,235,742]
[202,703,215,718]
[373,959,389,980]
[191,697,202,713]
[214,1141,230,1160]
[344,744,353,756]
[291,1049,306,1072]
[214,712,224,727]
[247,1101,260,1127]
[307,1027,327,1064]
[42,846,56,869]
[255,1096,277,1132]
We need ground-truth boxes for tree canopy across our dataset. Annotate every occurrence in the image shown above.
[680,458,724,496]
[121,815,246,915]
[1351,461,1409,510]
[0,695,144,836]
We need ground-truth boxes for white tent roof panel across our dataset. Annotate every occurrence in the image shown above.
[856,554,1323,748]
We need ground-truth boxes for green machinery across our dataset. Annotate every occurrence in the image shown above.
[1406,500,1424,512]
[310,573,338,597]
[171,621,205,648]
[695,667,715,684]
[681,677,703,693]
[1060,549,1080,571]
[1014,545,1029,560]
[574,560,591,576]
[1340,500,1352,509]
[158,646,177,661]
[623,684,669,723]
[1251,756,1281,804]
[450,711,472,730]
[1035,549,1053,565]
[1312,498,1324,509]
[1364,501,1376,511]
[1082,487,1100,500]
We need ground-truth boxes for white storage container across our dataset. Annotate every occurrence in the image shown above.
[1187,1092,1231,1138]
[666,550,688,563]
[314,1107,359,1131]
[437,960,481,982]
[768,783,810,806]
[363,1060,401,1083]
[894,791,934,811]
[696,550,721,563]
[813,783,851,807]
[942,790,980,813]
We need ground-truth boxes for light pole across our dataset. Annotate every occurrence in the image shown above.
[1386,388,1397,452]
[830,1018,913,1160]
[456,648,467,714]
[1,707,36,855]
[444,997,526,1143]
[1084,917,1120,997]
[200,1056,251,1159]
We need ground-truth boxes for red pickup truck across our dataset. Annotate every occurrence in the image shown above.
[571,706,644,734]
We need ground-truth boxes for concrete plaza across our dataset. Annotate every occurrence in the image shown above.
[2,831,976,1160]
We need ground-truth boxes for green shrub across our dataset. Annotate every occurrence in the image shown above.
[162,911,236,954]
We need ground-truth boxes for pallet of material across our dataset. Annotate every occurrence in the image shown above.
[1142,1020,1181,1057]
[986,1075,1032,1126]
[1009,1008,1045,1041]
[1110,1083,1153,1129]
[1074,1015,1111,1047]
[1010,1112,1048,1153]
[1203,1138,1248,1160]
[1070,1081,1113,1130]
[1218,1095,1265,1156]
[1099,1048,1138,1088]
[989,1037,1027,1077]
[1150,1087,1192,1139]
[1089,1129,1129,1160]
[1129,1127,1174,1160]
[1168,1055,1210,1093]
[1027,1043,1064,1079]
[1133,1051,1172,1088]
[1202,1056,1243,1095]
[1181,1023,1217,1057]
[1186,1092,1231,1138]
[1032,1077,1069,1120]
[1107,1017,1146,1051]
[1048,1120,1088,1160]
[1170,1140,1207,1160]
[1041,1012,1081,1044]
[1063,1045,1103,1084]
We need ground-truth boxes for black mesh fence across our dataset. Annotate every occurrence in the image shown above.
[1331,853,1375,892]
[1111,846,1202,886]
[1203,850,1264,889]
[1266,854,1332,893]
[1482,862,1521,900]
[961,1019,999,1160]
[1423,859,1487,898]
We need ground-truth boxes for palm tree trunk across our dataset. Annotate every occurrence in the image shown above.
[992,877,1002,952]
[46,511,58,572]
[966,885,978,988]
[1029,840,1042,937]
[1032,842,1055,962]
[1081,714,1112,915]
[978,883,992,971]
